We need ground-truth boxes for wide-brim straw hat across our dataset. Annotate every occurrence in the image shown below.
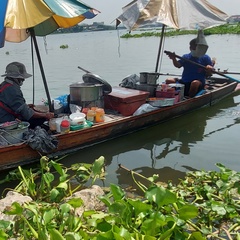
[1,62,32,79]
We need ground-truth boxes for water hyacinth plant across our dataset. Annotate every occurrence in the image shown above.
[0,157,239,239]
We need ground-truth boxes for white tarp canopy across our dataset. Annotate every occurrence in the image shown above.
[116,0,229,31]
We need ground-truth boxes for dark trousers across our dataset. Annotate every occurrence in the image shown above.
[28,118,46,129]
[179,80,204,96]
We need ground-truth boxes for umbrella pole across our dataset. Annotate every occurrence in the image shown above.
[155,24,166,73]
[29,28,54,112]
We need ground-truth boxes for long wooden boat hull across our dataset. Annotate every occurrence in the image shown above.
[0,79,238,170]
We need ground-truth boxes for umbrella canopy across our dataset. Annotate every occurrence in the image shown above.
[0,0,8,47]
[3,0,99,43]
[116,0,229,72]
[0,0,99,111]
[116,0,229,31]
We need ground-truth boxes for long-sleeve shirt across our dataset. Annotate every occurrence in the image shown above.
[0,78,34,123]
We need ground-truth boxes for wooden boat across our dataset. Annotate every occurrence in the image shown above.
[0,0,234,171]
[0,77,238,170]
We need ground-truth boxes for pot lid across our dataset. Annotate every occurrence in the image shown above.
[82,73,112,94]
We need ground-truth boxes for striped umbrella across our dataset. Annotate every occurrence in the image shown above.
[0,0,8,47]
[0,0,99,110]
[3,0,99,43]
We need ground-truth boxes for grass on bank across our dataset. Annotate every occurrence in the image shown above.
[0,156,240,239]
[121,24,240,39]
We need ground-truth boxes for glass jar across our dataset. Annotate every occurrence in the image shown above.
[87,109,96,122]
[60,119,70,134]
[95,108,105,123]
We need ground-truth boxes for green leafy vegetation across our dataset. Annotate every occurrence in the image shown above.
[121,24,240,38]
[0,157,240,239]
[60,44,69,49]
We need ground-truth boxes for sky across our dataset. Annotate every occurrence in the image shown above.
[83,0,240,24]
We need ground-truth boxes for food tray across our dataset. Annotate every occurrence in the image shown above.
[147,97,175,107]
[0,121,19,130]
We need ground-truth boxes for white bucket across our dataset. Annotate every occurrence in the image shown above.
[139,72,148,84]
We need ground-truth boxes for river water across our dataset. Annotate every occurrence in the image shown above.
[0,30,240,188]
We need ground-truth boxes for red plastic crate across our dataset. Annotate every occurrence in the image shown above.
[156,90,180,103]
[104,87,149,116]
[156,90,175,98]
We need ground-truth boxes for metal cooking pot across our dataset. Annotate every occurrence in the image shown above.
[139,72,148,84]
[69,82,103,106]
[147,73,160,85]
[140,72,160,85]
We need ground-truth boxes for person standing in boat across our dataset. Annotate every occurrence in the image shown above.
[165,38,214,98]
[0,62,54,128]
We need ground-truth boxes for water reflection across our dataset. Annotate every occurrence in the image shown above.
[116,165,187,190]
[63,94,240,189]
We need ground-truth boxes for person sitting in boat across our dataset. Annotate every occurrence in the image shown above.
[165,38,214,98]
[0,62,54,129]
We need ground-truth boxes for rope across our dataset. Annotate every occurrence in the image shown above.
[117,28,121,58]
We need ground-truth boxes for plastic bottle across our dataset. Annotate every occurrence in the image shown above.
[162,82,168,92]
[87,109,96,122]
[60,119,70,134]
[95,108,105,123]
[91,107,98,112]
[49,118,57,131]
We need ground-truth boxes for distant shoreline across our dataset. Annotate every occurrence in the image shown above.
[120,24,240,38]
